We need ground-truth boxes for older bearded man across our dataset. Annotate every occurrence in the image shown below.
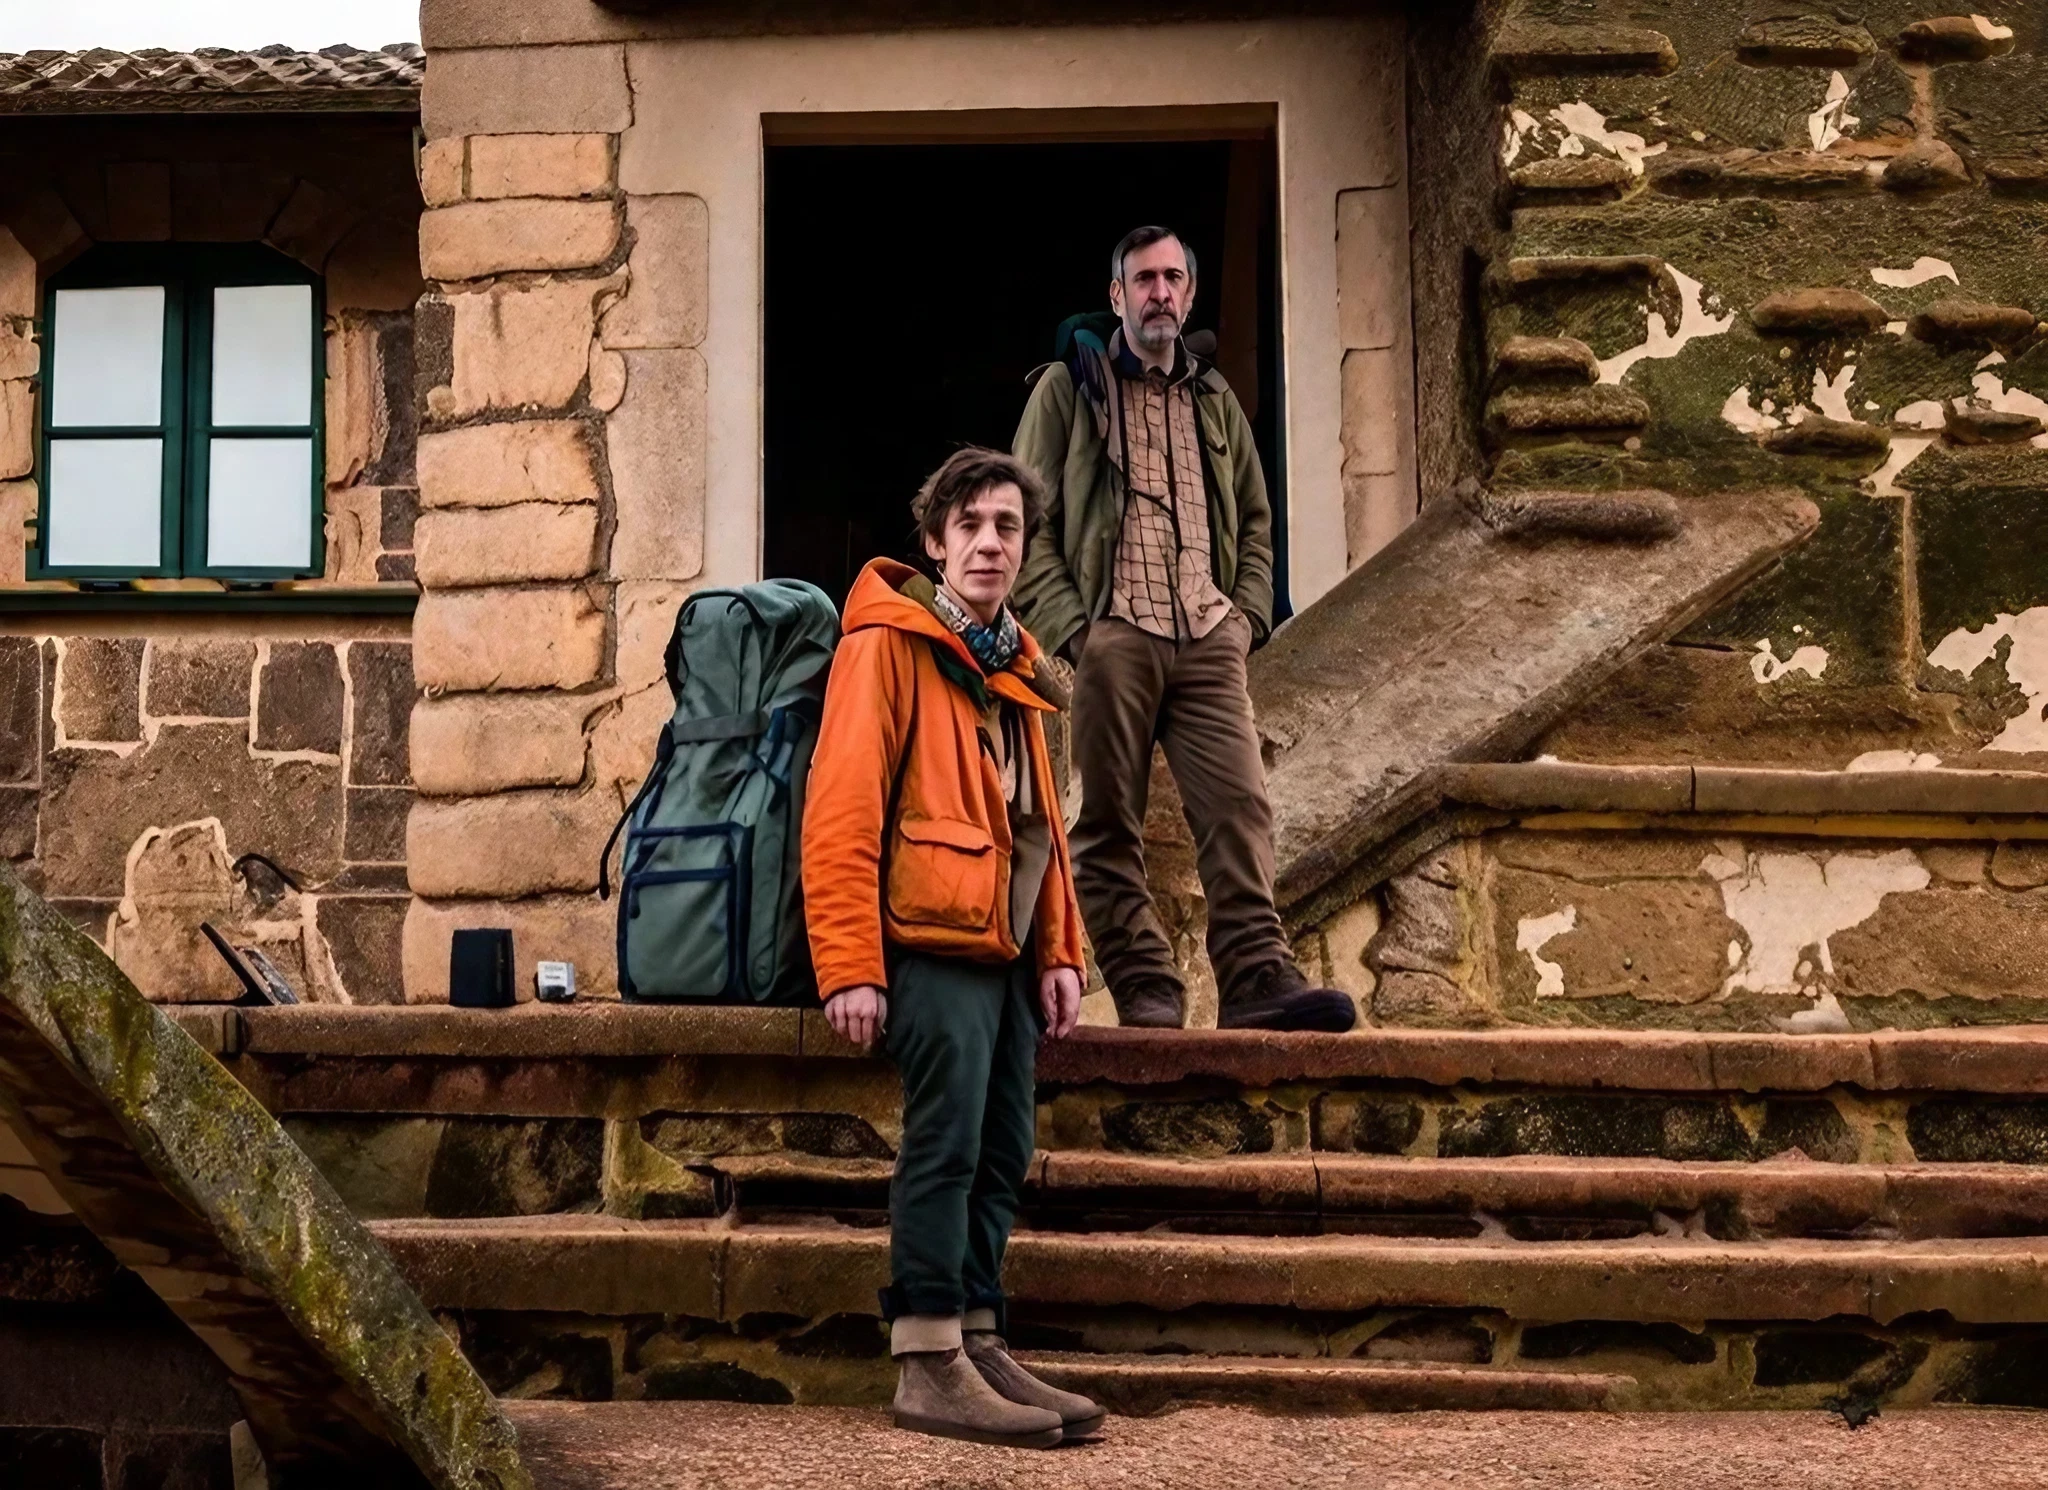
[1011,225,1354,1034]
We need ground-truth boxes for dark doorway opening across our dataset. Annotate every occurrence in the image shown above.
[764,136,1283,613]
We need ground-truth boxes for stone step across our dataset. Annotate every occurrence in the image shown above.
[1014,1351,1625,1415]
[174,1005,2048,1100]
[367,1215,2048,1326]
[173,1010,2048,1226]
[705,1152,2048,1242]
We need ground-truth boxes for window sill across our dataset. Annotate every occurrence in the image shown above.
[0,583,418,615]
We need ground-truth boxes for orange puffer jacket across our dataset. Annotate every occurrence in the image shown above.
[802,559,1086,999]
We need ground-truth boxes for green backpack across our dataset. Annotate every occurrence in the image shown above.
[600,580,839,1004]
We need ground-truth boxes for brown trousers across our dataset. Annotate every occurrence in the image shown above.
[1069,611,1289,1002]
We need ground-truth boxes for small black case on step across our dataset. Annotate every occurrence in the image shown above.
[450,928,515,1008]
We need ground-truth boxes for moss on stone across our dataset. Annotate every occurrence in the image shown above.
[1911,449,2048,649]
[1511,198,2048,314]
[1909,1098,2048,1163]
[1438,1094,1756,1162]
[0,865,531,1489]
[1101,1098,1278,1157]
[1678,491,1905,685]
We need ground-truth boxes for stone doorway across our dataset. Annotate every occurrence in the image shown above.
[762,133,1282,611]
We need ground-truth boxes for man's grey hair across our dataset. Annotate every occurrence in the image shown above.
[1111,225,1198,283]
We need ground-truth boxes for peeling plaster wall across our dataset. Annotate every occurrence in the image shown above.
[1345,828,2048,1033]
[1306,2,2048,1035]
[1470,1,2048,775]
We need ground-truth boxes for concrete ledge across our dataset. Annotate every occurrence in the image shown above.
[174,1008,2048,1102]
[1440,761,2048,817]
[369,1216,2048,1326]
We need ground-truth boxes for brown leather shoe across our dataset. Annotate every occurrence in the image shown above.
[1218,961,1357,1032]
[965,1333,1106,1439]
[1111,974,1186,1029]
[894,1348,1065,1448]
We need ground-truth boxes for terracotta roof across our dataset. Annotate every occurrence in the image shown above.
[0,44,423,115]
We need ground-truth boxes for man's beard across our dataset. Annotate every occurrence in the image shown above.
[1131,307,1180,350]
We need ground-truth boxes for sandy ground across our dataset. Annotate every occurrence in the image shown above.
[507,1402,2048,1490]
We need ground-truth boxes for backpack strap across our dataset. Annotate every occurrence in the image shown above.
[671,710,771,744]
[598,722,673,902]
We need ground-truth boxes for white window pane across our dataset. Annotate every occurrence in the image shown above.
[207,438,312,570]
[51,287,164,428]
[212,284,313,427]
[47,439,162,568]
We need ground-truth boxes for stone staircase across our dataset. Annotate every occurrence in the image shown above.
[171,1005,2048,1416]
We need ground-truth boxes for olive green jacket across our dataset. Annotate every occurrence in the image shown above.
[1010,358,1275,659]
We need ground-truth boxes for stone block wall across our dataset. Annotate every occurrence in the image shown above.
[1312,826,2048,1033]
[0,629,415,1002]
[406,54,706,1000]
[0,112,426,1003]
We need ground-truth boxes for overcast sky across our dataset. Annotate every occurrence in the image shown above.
[0,1,420,52]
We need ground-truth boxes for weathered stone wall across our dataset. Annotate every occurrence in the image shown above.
[407,63,704,1001]
[1293,1,2048,1035]
[1482,2,2048,773]
[0,627,415,1002]
[0,114,424,1003]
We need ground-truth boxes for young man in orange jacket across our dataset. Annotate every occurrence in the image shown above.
[802,447,1105,1449]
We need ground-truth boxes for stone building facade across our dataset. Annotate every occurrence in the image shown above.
[402,3,1418,1003]
[0,48,426,1006]
[405,0,2047,1027]
[2,4,2043,1028]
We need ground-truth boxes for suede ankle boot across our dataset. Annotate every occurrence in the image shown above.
[964,1330,1106,1440]
[891,1317,1064,1448]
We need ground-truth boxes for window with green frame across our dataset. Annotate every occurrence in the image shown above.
[33,244,325,582]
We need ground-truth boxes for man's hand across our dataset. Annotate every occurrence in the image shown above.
[825,986,887,1049]
[1039,966,1083,1039]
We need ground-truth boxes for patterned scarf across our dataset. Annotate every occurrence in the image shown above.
[931,584,1022,675]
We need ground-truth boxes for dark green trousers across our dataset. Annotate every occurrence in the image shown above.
[879,951,1040,1328]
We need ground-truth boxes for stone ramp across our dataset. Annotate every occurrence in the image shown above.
[505,1402,2048,1490]
[1250,485,1818,914]
[0,865,529,1489]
